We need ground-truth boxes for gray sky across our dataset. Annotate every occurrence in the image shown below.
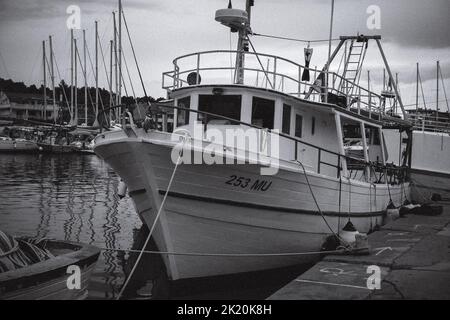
[0,0,449,111]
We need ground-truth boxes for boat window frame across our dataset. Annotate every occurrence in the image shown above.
[282,104,291,135]
[295,114,303,138]
[197,94,242,124]
[176,96,191,127]
[251,96,275,130]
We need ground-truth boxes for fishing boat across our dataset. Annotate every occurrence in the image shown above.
[94,1,411,280]
[0,234,100,300]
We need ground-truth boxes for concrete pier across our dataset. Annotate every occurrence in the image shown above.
[268,202,450,300]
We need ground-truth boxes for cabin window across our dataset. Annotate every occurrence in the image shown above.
[251,97,274,129]
[176,96,190,126]
[282,104,291,134]
[295,114,303,138]
[311,117,316,135]
[197,94,241,124]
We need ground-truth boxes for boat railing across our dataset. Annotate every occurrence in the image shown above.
[408,114,450,133]
[99,103,409,185]
[162,50,385,119]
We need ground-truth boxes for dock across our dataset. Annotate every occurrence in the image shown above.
[268,202,450,300]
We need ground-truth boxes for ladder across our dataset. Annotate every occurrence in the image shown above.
[339,38,368,97]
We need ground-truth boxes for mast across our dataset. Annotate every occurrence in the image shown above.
[94,21,99,127]
[118,0,122,105]
[70,29,74,125]
[83,29,88,126]
[49,36,56,123]
[113,11,118,106]
[325,0,335,103]
[416,63,419,113]
[109,39,113,124]
[74,38,78,126]
[436,60,439,122]
[234,0,252,85]
[42,40,47,121]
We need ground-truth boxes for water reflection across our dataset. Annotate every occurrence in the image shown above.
[0,153,140,299]
[0,153,308,299]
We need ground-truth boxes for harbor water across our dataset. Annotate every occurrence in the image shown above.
[0,153,308,299]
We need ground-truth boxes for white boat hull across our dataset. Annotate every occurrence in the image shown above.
[384,129,450,201]
[95,130,409,280]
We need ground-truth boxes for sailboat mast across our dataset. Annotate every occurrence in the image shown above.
[94,21,99,127]
[49,36,56,123]
[118,0,122,105]
[113,11,118,106]
[74,38,78,125]
[70,29,74,124]
[42,40,47,121]
[436,60,439,122]
[83,29,88,126]
[416,62,419,113]
[109,40,113,124]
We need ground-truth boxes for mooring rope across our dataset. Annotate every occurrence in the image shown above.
[100,247,349,257]
[116,135,188,300]
[296,161,349,246]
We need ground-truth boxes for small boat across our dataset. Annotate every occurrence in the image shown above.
[0,234,100,300]
[0,136,39,152]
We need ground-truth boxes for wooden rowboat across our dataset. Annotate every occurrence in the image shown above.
[0,240,100,300]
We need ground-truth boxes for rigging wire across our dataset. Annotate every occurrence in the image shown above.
[122,9,150,104]
[246,37,273,89]
[252,32,340,44]
[53,52,71,112]
[438,66,449,113]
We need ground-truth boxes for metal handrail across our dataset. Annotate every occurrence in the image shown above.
[162,50,384,116]
[99,103,408,184]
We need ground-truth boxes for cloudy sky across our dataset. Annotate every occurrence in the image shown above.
[0,0,449,111]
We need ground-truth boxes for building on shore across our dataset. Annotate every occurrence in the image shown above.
[0,91,56,122]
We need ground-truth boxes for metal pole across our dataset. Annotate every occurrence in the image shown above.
[375,39,407,120]
[109,40,113,124]
[436,60,439,122]
[416,62,419,113]
[74,38,78,125]
[326,0,335,104]
[113,11,118,106]
[42,40,47,121]
[70,29,74,124]
[49,36,56,123]
[118,0,122,105]
[94,21,99,127]
[83,30,88,126]
[395,72,399,115]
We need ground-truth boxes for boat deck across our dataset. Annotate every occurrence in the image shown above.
[268,201,450,300]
